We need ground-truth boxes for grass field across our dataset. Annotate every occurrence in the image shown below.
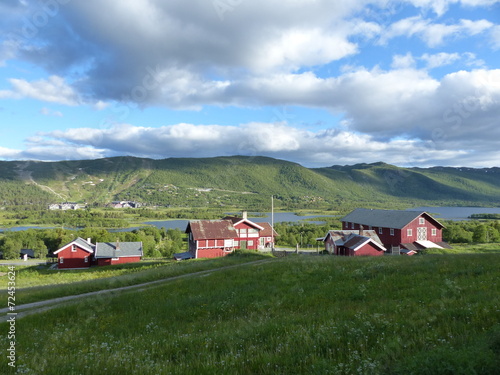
[1,253,499,374]
[0,252,273,306]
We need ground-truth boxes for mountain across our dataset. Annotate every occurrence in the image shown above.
[1,156,499,209]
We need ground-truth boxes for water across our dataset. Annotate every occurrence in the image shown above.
[407,206,500,221]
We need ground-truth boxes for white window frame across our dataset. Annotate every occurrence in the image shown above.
[84,256,88,263]
[407,229,413,237]
[71,244,77,252]
[378,227,383,235]
[60,257,64,264]
[248,240,254,247]
[112,257,119,261]
[419,217,425,225]
[432,228,437,236]
[390,228,394,236]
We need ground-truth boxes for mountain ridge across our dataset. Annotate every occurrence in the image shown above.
[0,156,499,209]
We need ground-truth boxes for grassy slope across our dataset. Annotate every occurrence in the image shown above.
[1,254,498,374]
[2,157,500,208]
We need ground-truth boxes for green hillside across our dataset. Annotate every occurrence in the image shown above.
[1,156,500,209]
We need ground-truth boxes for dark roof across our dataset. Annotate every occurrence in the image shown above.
[341,208,444,229]
[186,220,238,240]
[94,241,143,259]
[173,252,194,261]
[20,249,35,258]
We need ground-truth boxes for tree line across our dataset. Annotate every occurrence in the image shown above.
[0,226,185,260]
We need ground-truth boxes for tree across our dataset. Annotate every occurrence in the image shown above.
[1,238,22,260]
[33,239,48,259]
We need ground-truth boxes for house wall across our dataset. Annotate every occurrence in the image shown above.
[355,243,384,256]
[233,222,260,250]
[96,256,142,266]
[57,245,91,269]
[196,247,227,259]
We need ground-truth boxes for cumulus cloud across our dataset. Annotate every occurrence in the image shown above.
[6,76,80,106]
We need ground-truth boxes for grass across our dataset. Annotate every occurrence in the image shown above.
[0,253,499,374]
[0,252,273,306]
[424,243,500,254]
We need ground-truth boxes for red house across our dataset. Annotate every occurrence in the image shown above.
[223,212,277,250]
[94,241,143,266]
[341,208,450,254]
[53,237,94,269]
[179,213,279,260]
[54,237,143,269]
[184,219,238,259]
[323,229,386,256]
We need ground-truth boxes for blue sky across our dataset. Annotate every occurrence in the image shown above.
[0,0,499,167]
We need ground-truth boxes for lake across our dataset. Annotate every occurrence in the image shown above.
[407,206,500,221]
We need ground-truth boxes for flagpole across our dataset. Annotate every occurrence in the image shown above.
[271,195,274,250]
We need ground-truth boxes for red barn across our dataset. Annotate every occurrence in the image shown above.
[323,229,386,256]
[341,208,450,254]
[53,237,94,269]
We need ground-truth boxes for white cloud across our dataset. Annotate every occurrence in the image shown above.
[420,52,461,69]
[381,16,494,47]
[391,52,417,69]
[40,107,63,117]
[8,76,80,106]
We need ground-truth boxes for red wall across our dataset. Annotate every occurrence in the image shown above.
[57,245,92,269]
[96,257,142,266]
[355,243,384,256]
[342,215,442,248]
[197,248,226,259]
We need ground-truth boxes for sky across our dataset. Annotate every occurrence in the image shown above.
[0,0,499,168]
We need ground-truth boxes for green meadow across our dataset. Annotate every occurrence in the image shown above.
[1,253,499,374]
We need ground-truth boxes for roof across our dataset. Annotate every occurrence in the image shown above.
[325,230,383,246]
[53,237,94,255]
[341,208,444,229]
[186,220,238,240]
[222,216,264,230]
[258,222,279,237]
[325,230,386,251]
[173,252,194,261]
[94,241,143,259]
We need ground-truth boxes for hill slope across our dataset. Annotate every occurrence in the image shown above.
[1,156,500,209]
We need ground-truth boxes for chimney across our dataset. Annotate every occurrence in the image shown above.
[242,211,248,220]
[359,225,364,237]
[87,238,92,244]
[116,238,120,251]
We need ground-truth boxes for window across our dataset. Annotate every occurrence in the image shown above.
[432,228,437,236]
[234,241,239,247]
[390,228,394,236]
[351,222,354,229]
[60,257,64,264]
[239,228,247,237]
[378,228,383,234]
[71,244,77,252]
[248,240,254,247]
[407,229,413,237]
[84,256,88,263]
[419,217,425,225]
[112,257,119,261]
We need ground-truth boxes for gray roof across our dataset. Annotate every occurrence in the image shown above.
[341,208,444,229]
[325,229,383,245]
[94,241,143,259]
[325,230,386,251]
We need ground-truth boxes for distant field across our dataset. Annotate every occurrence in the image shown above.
[1,253,498,374]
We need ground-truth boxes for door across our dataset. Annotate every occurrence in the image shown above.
[240,241,247,250]
[417,227,427,241]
